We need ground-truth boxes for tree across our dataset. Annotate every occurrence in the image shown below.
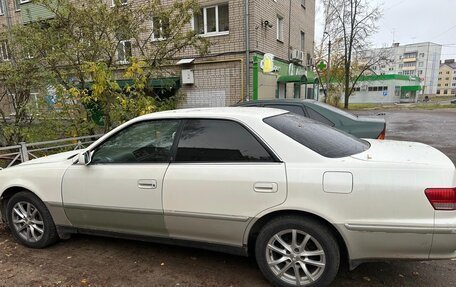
[322,0,388,108]
[11,0,208,132]
[0,28,53,146]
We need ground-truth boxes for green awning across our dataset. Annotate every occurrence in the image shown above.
[401,85,421,91]
[277,74,319,84]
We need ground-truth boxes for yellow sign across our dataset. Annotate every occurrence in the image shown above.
[260,53,278,73]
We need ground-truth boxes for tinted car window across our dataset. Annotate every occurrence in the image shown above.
[92,120,180,164]
[305,106,335,126]
[175,119,274,162]
[264,113,369,158]
[264,104,305,116]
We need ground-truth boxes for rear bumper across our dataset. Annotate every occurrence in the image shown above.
[430,213,456,259]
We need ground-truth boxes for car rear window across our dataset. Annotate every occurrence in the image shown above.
[264,113,370,158]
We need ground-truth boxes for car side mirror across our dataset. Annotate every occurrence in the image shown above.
[78,150,92,166]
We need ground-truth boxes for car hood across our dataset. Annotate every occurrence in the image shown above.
[351,139,454,168]
[17,150,80,167]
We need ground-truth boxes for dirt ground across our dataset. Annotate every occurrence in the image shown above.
[0,109,455,287]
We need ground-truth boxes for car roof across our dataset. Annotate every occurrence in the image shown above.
[134,107,288,122]
[236,99,317,105]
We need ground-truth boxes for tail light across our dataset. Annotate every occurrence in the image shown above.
[425,188,456,210]
[377,124,386,140]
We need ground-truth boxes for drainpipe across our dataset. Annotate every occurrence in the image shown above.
[287,0,292,61]
[244,0,250,101]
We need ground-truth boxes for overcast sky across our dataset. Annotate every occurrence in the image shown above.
[315,0,456,60]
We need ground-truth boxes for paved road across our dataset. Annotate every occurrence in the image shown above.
[0,109,455,287]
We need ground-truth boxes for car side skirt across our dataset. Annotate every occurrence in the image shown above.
[56,225,249,257]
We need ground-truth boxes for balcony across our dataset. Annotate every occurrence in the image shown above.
[403,57,417,63]
[20,1,56,24]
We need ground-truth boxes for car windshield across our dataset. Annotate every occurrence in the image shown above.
[313,102,358,120]
[264,113,370,158]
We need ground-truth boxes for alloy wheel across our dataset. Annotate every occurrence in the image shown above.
[11,201,45,243]
[266,229,326,286]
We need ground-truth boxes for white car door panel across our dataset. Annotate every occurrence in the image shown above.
[162,119,287,246]
[62,119,180,236]
[163,163,287,246]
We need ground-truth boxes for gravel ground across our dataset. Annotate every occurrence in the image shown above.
[0,109,455,287]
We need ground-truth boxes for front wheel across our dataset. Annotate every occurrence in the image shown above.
[255,216,340,287]
[6,191,59,248]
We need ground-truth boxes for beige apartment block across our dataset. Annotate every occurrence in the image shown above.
[0,0,316,112]
[437,59,456,95]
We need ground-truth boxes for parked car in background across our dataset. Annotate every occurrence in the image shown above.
[236,99,386,139]
[1,108,455,287]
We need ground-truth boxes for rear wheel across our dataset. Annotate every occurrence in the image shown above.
[255,216,340,287]
[6,191,59,248]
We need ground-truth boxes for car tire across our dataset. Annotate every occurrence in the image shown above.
[255,216,340,287]
[6,191,59,248]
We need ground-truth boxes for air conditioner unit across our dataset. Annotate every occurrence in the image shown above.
[306,53,314,66]
[298,51,305,62]
[291,49,303,62]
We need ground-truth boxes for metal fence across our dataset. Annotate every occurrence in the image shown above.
[0,135,102,168]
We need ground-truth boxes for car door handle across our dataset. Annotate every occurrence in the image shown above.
[138,179,157,189]
[254,182,278,193]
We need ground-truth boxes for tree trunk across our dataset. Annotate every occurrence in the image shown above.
[344,64,350,109]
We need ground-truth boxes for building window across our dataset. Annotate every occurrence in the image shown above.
[419,53,425,57]
[117,40,132,63]
[194,4,229,36]
[1,41,10,61]
[15,0,21,11]
[437,90,440,94]
[300,31,305,51]
[444,90,448,94]
[277,16,284,42]
[112,0,127,6]
[418,62,423,67]
[152,17,169,41]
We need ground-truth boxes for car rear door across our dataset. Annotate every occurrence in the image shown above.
[62,120,180,236]
[162,119,287,246]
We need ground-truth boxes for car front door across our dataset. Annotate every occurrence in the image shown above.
[62,119,180,236]
[163,119,287,247]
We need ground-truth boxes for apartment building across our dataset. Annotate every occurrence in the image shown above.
[368,42,442,95]
[437,59,456,95]
[0,0,316,110]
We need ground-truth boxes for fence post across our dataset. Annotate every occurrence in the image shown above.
[19,142,29,162]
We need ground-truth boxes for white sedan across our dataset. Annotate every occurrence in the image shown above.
[0,107,455,287]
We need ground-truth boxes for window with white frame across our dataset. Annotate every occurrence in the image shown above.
[152,16,169,41]
[194,3,229,36]
[15,0,21,11]
[117,40,132,63]
[277,16,284,42]
[1,41,10,61]
[0,0,4,15]
[112,0,127,7]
